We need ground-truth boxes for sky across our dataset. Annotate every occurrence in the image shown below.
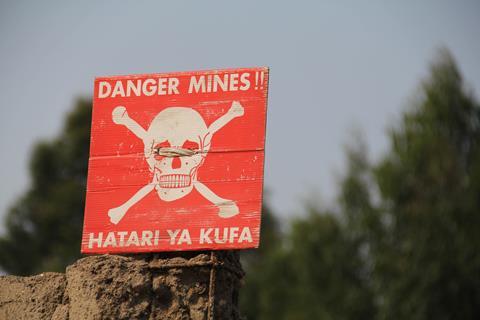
[1,0,479,230]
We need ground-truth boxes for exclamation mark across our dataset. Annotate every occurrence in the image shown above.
[255,71,259,90]
[259,71,265,89]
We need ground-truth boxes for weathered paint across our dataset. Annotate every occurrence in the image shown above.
[82,67,269,253]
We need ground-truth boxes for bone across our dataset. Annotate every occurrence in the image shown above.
[194,181,239,218]
[207,101,244,135]
[112,106,148,141]
[108,183,155,224]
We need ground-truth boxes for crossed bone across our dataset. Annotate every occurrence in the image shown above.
[107,101,244,224]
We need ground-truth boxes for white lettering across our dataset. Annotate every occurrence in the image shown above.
[213,74,228,92]
[126,231,140,246]
[214,228,228,244]
[168,77,179,94]
[126,80,141,96]
[229,227,240,243]
[239,227,253,243]
[239,73,250,91]
[200,228,213,244]
[142,79,156,96]
[103,232,117,247]
[157,78,168,95]
[98,82,111,98]
[178,229,192,245]
[88,232,103,249]
[188,76,206,93]
[141,230,153,246]
[111,81,125,97]
[118,231,128,247]
[167,229,180,245]
[229,73,239,91]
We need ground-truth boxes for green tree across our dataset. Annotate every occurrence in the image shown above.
[285,210,375,320]
[240,203,283,319]
[0,98,91,275]
[371,50,480,319]
[241,49,480,319]
[243,206,375,320]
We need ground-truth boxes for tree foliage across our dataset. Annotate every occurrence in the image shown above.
[371,50,480,319]
[240,50,480,319]
[0,98,91,275]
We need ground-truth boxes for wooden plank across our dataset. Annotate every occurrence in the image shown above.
[81,67,269,253]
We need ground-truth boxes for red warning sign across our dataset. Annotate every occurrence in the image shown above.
[81,67,269,253]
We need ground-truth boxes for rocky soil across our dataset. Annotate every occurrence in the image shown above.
[0,251,243,320]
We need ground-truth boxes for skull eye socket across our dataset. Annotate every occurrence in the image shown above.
[155,141,171,149]
[182,140,199,150]
[154,141,171,160]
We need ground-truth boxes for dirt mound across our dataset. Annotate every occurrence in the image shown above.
[0,251,242,320]
[0,272,66,320]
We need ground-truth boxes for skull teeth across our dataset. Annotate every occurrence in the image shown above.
[159,174,191,188]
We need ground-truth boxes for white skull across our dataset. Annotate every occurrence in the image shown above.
[144,107,210,202]
[107,102,244,225]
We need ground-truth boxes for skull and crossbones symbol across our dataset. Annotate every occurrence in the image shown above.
[107,101,244,224]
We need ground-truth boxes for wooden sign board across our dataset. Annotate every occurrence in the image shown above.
[81,67,269,253]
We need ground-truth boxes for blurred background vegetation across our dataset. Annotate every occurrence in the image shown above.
[1,49,480,319]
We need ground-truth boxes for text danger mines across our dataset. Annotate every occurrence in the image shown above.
[88,227,253,250]
[97,72,253,98]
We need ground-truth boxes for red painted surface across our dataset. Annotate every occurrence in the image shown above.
[81,67,269,253]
